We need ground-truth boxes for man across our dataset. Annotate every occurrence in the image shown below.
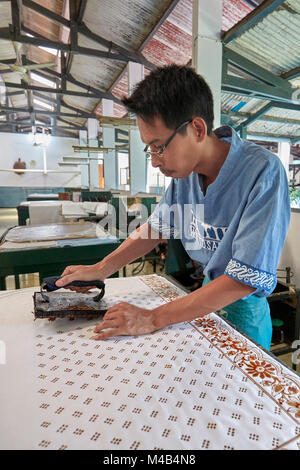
[57,65,290,350]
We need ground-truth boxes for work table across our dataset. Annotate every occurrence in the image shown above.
[0,274,299,450]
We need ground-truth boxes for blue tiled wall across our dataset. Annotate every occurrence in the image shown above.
[0,187,65,207]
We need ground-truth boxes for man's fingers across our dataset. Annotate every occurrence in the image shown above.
[58,265,88,284]
[103,307,120,318]
[103,302,130,315]
[94,319,120,333]
[68,286,94,293]
[56,274,77,287]
[92,328,123,340]
[92,302,135,340]
[60,265,78,277]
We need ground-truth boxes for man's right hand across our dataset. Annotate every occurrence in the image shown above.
[55,264,105,293]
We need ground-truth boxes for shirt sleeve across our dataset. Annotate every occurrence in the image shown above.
[147,179,180,239]
[224,161,290,296]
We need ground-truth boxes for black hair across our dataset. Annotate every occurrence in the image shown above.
[122,64,214,135]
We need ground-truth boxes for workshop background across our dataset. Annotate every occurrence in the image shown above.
[0,0,299,373]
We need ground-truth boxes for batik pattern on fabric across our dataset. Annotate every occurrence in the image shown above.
[1,275,299,450]
[224,258,276,294]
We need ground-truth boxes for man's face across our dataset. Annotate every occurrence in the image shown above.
[137,115,202,178]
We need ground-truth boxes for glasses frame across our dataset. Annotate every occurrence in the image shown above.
[144,119,192,158]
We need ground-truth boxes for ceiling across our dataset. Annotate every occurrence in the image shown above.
[0,0,299,145]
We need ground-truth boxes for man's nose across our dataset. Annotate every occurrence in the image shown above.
[151,155,160,168]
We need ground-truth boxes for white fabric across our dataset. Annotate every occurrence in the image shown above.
[61,202,88,218]
[83,202,108,216]
[0,275,299,450]
[61,202,108,218]
[22,201,104,225]
[27,201,65,225]
[21,201,102,225]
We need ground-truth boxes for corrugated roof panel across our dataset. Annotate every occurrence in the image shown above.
[22,1,63,79]
[83,0,175,51]
[268,107,300,121]
[77,32,110,52]
[70,55,124,95]
[56,118,77,128]
[222,0,252,31]
[108,0,255,99]
[0,65,12,82]
[65,96,98,114]
[248,119,300,137]
[166,0,192,34]
[63,90,98,115]
[221,92,268,114]
[9,92,27,109]
[2,69,23,86]
[110,74,128,117]
[22,3,63,42]
[221,92,245,111]
[70,33,125,94]
[113,103,127,117]
[112,74,128,100]
[94,73,128,117]
[17,113,31,120]
[30,0,64,15]
[27,47,58,67]
[0,39,16,62]
[166,0,254,35]
[237,98,269,114]
[0,1,11,28]
[1,0,298,140]
[143,36,190,66]
[226,0,300,75]
[150,20,192,59]
[59,105,87,125]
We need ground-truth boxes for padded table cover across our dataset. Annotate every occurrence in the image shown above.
[26,201,66,225]
[4,222,99,243]
[20,201,105,225]
[0,275,299,450]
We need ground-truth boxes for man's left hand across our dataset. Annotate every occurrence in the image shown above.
[92,302,157,340]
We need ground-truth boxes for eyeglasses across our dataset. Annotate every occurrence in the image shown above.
[144,120,192,158]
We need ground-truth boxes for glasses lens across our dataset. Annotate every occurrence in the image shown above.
[144,148,162,158]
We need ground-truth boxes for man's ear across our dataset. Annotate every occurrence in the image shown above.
[191,117,207,142]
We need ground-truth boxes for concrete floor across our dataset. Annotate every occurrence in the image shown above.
[0,207,299,373]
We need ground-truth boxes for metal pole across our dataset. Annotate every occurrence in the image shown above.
[42,146,47,175]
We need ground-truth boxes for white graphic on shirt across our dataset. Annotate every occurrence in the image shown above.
[189,210,228,252]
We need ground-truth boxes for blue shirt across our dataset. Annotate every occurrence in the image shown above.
[148,126,290,297]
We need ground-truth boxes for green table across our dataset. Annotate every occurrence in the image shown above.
[0,237,120,290]
[26,194,59,201]
[81,190,112,202]
[17,204,30,225]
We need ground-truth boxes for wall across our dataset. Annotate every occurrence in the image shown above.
[278,209,300,288]
[0,132,81,188]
